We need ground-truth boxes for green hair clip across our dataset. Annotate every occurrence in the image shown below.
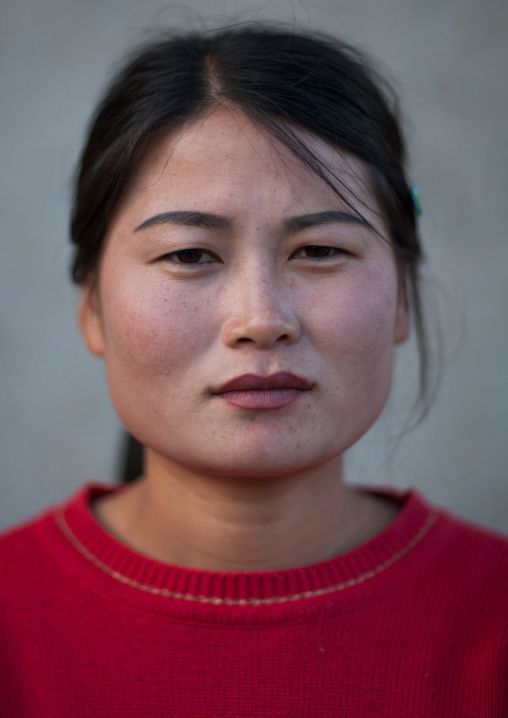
[410,187,422,216]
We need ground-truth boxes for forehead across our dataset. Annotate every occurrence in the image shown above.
[126,107,379,220]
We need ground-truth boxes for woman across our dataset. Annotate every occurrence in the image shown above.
[1,25,507,716]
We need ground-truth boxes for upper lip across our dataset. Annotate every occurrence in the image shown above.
[215,372,313,393]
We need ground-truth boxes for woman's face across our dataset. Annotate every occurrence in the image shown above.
[80,108,408,478]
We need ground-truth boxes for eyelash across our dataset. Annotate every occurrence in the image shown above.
[290,246,346,260]
[160,245,347,266]
[161,249,217,265]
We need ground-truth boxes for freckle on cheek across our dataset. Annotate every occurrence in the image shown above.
[118,299,207,370]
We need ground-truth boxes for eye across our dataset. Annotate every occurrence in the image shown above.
[291,245,346,260]
[162,249,217,265]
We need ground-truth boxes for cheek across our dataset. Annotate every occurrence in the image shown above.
[316,272,396,344]
[342,290,396,354]
[307,271,399,384]
[100,275,213,375]
[312,272,400,445]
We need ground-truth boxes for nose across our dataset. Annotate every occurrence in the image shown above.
[221,269,301,350]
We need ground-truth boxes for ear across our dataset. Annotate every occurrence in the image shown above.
[393,283,410,345]
[78,286,105,357]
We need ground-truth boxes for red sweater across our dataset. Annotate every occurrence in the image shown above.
[0,484,507,717]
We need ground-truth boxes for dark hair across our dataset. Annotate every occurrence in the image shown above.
[70,24,429,410]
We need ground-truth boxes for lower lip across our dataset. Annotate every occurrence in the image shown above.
[217,388,306,410]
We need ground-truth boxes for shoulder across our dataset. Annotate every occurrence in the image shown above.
[379,486,508,561]
[413,495,508,621]
[433,500,508,563]
[0,507,61,623]
[365,489,508,656]
[0,500,67,588]
[401,489,508,572]
[370,487,508,606]
[0,485,110,597]
[0,508,52,565]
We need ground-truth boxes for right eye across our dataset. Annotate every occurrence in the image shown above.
[161,249,217,265]
[290,245,347,260]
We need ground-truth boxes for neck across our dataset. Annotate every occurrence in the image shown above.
[94,450,398,571]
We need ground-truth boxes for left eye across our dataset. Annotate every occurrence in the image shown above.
[163,249,216,264]
[291,246,345,259]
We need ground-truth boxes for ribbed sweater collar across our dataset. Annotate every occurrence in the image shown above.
[49,484,438,623]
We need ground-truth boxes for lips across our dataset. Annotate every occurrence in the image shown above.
[214,372,312,410]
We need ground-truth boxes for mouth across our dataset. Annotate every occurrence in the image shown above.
[213,372,313,410]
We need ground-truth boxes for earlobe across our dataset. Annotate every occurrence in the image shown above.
[393,287,410,345]
[78,286,105,356]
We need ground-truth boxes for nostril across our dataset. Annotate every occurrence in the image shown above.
[222,311,300,348]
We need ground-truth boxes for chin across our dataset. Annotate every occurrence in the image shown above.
[155,435,342,480]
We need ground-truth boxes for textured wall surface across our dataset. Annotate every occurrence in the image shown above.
[1,0,507,532]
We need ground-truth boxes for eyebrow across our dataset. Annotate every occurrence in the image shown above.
[283,210,369,233]
[135,211,231,233]
[134,209,368,233]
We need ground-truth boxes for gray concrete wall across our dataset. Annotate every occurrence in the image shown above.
[1,0,507,533]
